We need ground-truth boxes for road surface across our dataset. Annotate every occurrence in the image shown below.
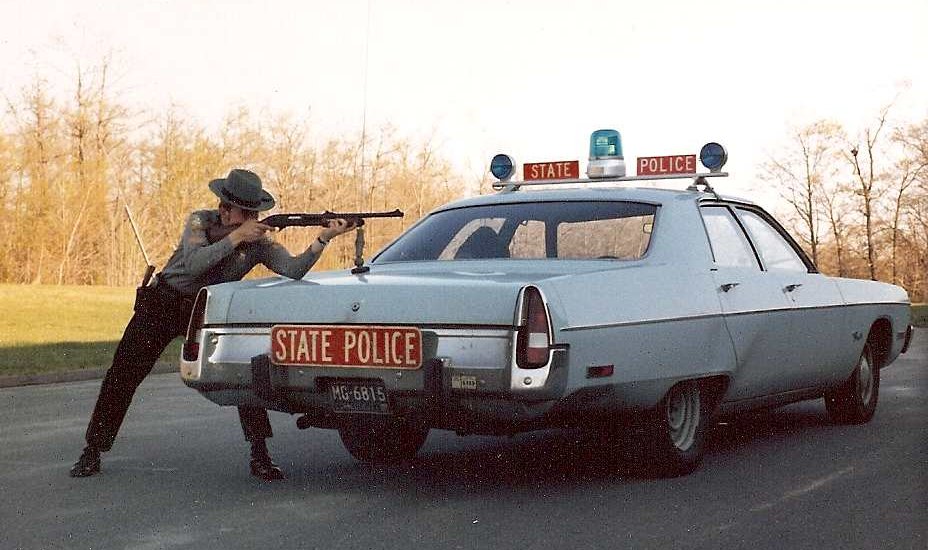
[1,331,925,550]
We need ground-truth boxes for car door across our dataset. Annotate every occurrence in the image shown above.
[733,207,852,387]
[700,205,799,400]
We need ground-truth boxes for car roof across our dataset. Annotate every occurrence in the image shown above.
[433,185,757,212]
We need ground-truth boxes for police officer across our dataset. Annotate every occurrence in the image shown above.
[70,169,355,480]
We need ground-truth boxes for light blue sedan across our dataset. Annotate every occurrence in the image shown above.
[180,179,912,476]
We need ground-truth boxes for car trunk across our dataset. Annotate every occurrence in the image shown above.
[218,262,576,327]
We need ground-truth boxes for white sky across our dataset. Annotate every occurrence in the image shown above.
[1,0,926,209]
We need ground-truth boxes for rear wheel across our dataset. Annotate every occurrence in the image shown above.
[338,417,429,464]
[825,342,879,424]
[644,381,710,477]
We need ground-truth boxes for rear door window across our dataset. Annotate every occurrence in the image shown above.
[700,206,760,269]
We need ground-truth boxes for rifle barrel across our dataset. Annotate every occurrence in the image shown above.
[262,209,404,228]
[123,202,152,266]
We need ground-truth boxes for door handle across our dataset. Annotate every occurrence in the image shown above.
[719,282,740,292]
[783,283,803,293]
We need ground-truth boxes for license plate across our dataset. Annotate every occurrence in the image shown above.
[329,380,389,414]
[270,325,422,368]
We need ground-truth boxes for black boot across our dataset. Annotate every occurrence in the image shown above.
[69,446,101,478]
[249,439,284,481]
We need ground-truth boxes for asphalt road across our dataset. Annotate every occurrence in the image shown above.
[1,331,925,550]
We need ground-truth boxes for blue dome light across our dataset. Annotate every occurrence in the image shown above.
[490,154,516,181]
[589,129,623,159]
[586,129,626,178]
[699,142,728,172]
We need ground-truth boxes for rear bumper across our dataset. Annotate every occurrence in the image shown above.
[184,352,571,434]
[181,324,573,433]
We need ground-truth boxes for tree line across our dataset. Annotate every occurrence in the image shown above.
[0,64,466,286]
[759,104,928,302]
[1,63,926,302]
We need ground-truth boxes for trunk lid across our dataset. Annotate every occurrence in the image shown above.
[217,261,592,326]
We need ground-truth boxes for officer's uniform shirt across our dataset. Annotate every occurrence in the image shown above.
[159,210,321,296]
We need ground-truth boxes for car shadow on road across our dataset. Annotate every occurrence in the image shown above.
[285,401,842,496]
[709,401,838,454]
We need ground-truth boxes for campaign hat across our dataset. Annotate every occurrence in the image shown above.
[208,169,276,211]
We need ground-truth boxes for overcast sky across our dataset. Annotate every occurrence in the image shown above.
[1,0,926,208]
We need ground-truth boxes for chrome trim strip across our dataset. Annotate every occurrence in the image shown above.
[561,312,725,332]
[206,322,512,331]
[202,326,512,338]
[560,301,910,332]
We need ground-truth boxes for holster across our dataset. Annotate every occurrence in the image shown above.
[134,275,194,317]
[134,285,158,312]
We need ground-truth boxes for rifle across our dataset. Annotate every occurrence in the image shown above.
[207,209,404,275]
[206,209,404,243]
[119,190,156,287]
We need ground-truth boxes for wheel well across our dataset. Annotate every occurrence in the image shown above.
[869,318,892,369]
[695,375,730,412]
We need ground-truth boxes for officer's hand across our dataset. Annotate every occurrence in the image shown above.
[319,218,357,242]
[229,219,272,246]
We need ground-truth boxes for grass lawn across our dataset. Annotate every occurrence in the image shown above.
[0,285,181,376]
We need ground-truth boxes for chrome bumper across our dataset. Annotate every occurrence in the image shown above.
[181,326,570,423]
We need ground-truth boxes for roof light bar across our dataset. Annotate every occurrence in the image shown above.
[491,171,729,190]
[489,134,729,192]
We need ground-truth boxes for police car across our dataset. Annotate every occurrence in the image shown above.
[180,130,913,476]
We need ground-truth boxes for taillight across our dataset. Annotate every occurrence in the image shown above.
[516,286,551,369]
[182,289,208,361]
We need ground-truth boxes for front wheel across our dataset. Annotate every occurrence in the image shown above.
[825,342,879,424]
[338,417,429,464]
[644,381,710,477]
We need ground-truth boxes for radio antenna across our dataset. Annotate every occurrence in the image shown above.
[359,0,372,210]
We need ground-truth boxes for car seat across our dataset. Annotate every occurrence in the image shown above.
[454,226,509,259]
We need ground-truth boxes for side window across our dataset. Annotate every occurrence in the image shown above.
[736,209,808,273]
[700,206,759,269]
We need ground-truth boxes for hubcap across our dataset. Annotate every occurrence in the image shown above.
[666,384,700,451]
[857,353,873,404]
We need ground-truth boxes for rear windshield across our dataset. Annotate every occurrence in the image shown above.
[374,201,657,263]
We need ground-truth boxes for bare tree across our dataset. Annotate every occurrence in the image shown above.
[818,181,854,277]
[11,77,66,284]
[846,104,897,281]
[759,120,846,265]
[893,117,928,298]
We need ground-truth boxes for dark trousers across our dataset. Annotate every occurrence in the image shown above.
[85,283,272,451]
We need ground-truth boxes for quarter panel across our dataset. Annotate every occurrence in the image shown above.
[547,267,734,408]
[833,277,911,367]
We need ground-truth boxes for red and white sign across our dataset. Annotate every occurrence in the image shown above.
[271,325,422,369]
[524,160,580,181]
[637,155,697,176]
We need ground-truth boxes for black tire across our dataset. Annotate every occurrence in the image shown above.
[338,417,429,464]
[643,381,710,477]
[825,342,879,424]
